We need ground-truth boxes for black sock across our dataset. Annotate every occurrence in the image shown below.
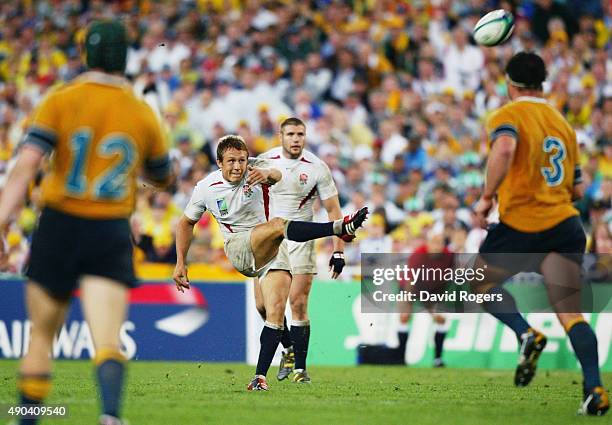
[395,331,409,364]
[281,317,293,349]
[482,286,531,339]
[434,331,446,360]
[18,373,50,425]
[398,331,409,352]
[255,323,283,376]
[18,395,41,425]
[285,221,334,242]
[96,359,125,418]
[290,321,310,370]
[567,321,602,390]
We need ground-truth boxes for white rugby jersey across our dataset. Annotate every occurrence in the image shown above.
[260,147,338,221]
[183,159,272,239]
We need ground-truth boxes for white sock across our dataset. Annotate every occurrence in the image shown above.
[333,218,343,235]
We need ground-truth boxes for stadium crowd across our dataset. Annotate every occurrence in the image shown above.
[0,0,610,275]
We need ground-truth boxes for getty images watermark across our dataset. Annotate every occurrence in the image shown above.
[361,253,612,314]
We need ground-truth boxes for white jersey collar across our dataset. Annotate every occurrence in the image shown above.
[281,150,303,162]
[76,71,131,89]
[514,96,548,104]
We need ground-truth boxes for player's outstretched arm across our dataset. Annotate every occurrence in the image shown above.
[246,166,282,186]
[174,215,198,292]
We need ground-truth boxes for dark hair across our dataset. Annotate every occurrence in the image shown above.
[505,52,547,90]
[85,20,128,73]
[280,117,306,132]
[216,134,248,161]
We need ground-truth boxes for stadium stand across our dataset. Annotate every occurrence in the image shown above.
[0,0,610,276]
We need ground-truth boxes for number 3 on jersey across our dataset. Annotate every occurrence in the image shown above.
[541,136,566,187]
[66,130,136,200]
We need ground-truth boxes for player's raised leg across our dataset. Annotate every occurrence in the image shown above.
[81,276,129,424]
[284,207,369,243]
[248,270,292,391]
[17,282,69,425]
[250,218,288,269]
[288,274,313,383]
[249,209,369,270]
[541,254,609,416]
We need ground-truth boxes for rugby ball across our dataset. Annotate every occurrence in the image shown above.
[473,9,515,47]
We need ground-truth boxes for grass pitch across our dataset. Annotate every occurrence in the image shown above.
[0,360,609,425]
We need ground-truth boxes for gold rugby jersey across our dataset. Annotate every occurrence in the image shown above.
[485,96,581,232]
[22,72,169,219]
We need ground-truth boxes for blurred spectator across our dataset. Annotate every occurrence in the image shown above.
[379,119,408,167]
[370,183,406,229]
[135,232,178,264]
[597,115,612,177]
[531,0,579,43]
[359,214,393,254]
[440,25,484,94]
[403,135,428,173]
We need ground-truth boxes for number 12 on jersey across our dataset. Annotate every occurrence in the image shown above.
[66,129,136,200]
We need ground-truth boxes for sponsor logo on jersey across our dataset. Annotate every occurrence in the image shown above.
[216,198,229,216]
[299,173,308,185]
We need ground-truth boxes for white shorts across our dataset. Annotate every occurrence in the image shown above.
[224,230,290,278]
[270,239,316,275]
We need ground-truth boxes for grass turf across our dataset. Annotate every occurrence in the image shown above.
[0,360,609,425]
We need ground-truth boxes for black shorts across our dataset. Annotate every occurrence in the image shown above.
[25,207,137,300]
[479,215,586,272]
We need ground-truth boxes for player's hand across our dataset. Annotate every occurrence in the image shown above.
[246,166,269,186]
[328,251,345,279]
[474,195,494,229]
[173,262,190,292]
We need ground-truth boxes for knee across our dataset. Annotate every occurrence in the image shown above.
[269,217,287,235]
[265,299,285,322]
[290,294,308,320]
